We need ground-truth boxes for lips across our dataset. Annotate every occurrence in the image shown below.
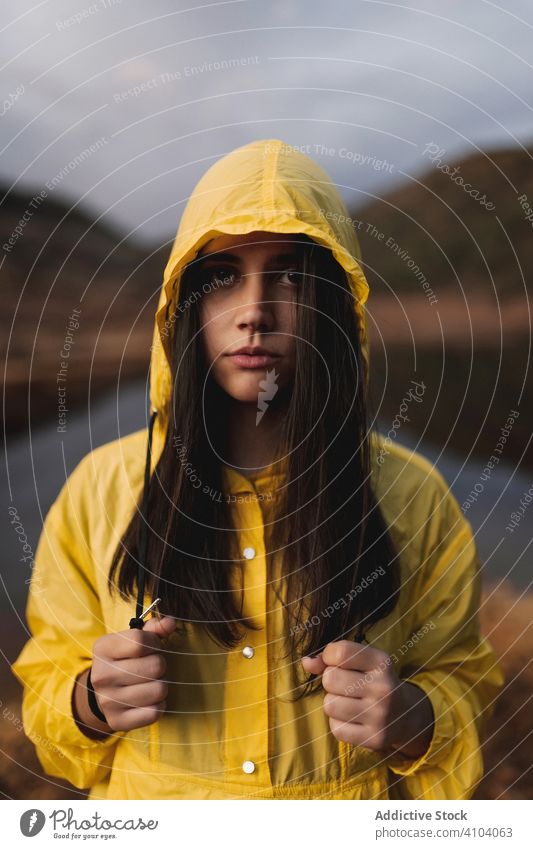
[228,352,280,369]
[228,345,276,356]
[226,346,280,369]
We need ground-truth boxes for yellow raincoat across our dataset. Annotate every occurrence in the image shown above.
[11,139,503,800]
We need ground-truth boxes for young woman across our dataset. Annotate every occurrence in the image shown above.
[12,138,503,800]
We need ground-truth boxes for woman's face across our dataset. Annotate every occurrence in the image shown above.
[196,231,304,404]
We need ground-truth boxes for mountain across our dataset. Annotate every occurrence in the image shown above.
[1,189,166,434]
[355,146,532,473]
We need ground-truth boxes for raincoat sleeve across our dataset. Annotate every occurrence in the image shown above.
[386,477,504,800]
[10,453,127,790]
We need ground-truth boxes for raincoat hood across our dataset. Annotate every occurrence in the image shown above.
[148,138,371,469]
[130,139,373,626]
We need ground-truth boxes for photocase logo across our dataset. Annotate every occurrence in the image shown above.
[256,368,279,424]
[20,809,46,836]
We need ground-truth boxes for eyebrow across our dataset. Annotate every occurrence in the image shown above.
[196,250,299,264]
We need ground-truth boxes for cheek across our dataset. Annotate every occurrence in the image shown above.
[276,300,297,341]
[198,305,222,362]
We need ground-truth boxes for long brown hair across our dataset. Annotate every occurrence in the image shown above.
[108,235,401,698]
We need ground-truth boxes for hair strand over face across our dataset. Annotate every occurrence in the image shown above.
[108,236,401,700]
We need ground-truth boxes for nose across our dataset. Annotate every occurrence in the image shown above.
[234,272,275,333]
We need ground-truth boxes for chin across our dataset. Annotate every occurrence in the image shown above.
[219,372,284,404]
[225,380,269,403]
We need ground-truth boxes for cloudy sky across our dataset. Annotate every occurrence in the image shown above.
[1,0,532,244]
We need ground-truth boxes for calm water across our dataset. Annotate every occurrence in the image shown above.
[2,383,531,658]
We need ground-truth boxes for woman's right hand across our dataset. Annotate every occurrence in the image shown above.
[88,615,177,732]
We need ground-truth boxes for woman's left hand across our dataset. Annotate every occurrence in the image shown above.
[301,640,435,759]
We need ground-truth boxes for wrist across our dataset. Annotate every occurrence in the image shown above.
[72,667,113,740]
[87,666,108,724]
[390,681,434,759]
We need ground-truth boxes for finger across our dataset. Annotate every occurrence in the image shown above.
[301,653,327,675]
[323,692,372,724]
[321,665,368,697]
[115,699,167,732]
[321,640,389,673]
[328,715,384,750]
[110,616,176,658]
[143,615,177,639]
[105,652,167,685]
[110,629,166,659]
[107,679,168,710]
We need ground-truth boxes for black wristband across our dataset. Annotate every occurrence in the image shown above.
[86,667,108,724]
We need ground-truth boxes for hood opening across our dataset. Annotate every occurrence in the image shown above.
[132,138,372,624]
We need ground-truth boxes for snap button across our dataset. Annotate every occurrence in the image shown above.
[242,645,254,659]
[242,760,255,774]
[243,546,255,560]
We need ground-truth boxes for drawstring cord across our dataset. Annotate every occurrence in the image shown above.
[129,408,158,630]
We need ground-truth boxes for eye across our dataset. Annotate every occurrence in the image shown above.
[278,269,303,286]
[203,267,237,288]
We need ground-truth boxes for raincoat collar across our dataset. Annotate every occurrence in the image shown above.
[222,458,287,496]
